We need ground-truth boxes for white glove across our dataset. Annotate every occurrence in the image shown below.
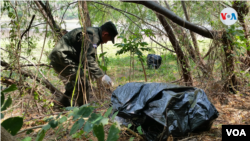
[101,75,114,88]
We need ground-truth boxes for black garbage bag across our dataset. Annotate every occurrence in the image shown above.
[111,82,219,141]
[147,54,162,69]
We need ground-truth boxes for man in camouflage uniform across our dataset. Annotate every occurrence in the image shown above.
[49,21,118,107]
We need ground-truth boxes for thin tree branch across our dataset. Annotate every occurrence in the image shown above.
[122,1,223,39]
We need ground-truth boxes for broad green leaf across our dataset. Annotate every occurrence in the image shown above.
[128,124,132,129]
[88,113,103,124]
[93,124,105,141]
[78,118,85,129]
[73,114,81,121]
[1,92,4,106]
[137,126,143,135]
[70,118,85,135]
[35,129,45,141]
[99,52,107,58]
[72,130,84,139]
[129,137,134,141]
[70,120,79,135]
[58,116,67,124]
[111,111,119,121]
[1,117,23,135]
[83,121,93,133]
[65,106,78,111]
[44,117,54,122]
[42,124,51,131]
[98,118,109,126]
[104,107,112,118]
[68,107,79,118]
[1,113,4,118]
[107,123,120,141]
[22,137,32,141]
[77,106,93,116]
[1,96,12,111]
[49,120,58,128]
[1,84,17,93]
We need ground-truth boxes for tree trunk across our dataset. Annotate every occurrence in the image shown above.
[34,1,67,40]
[156,13,193,86]
[222,33,238,91]
[164,1,208,76]
[140,60,147,82]
[232,1,250,65]
[181,1,207,71]
[1,126,16,141]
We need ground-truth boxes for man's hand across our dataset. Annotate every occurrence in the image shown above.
[101,75,113,88]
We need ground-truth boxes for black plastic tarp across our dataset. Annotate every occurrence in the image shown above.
[147,54,162,69]
[111,82,219,141]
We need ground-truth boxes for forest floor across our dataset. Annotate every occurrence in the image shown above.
[2,69,250,141]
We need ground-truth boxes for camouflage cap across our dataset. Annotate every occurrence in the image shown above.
[101,21,118,43]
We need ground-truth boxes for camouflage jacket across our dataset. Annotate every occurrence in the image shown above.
[49,27,104,79]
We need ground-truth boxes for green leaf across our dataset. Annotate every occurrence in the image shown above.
[137,126,143,135]
[1,96,12,111]
[73,114,81,121]
[1,113,4,118]
[107,123,120,141]
[49,120,58,128]
[1,117,23,135]
[58,116,67,124]
[22,137,32,141]
[70,121,79,135]
[68,108,79,118]
[2,84,18,93]
[128,124,132,129]
[1,92,4,107]
[65,106,78,111]
[111,111,119,121]
[72,130,84,139]
[129,137,134,141]
[93,124,105,141]
[104,107,112,118]
[88,113,103,124]
[98,118,109,126]
[70,118,85,135]
[99,52,107,58]
[34,92,39,100]
[83,121,93,133]
[78,118,85,129]
[42,124,51,131]
[35,129,45,141]
[44,117,54,122]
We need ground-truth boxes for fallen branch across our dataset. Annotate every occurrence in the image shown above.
[20,64,52,68]
[243,67,250,75]
[17,125,45,134]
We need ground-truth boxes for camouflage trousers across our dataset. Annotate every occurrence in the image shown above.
[50,62,90,107]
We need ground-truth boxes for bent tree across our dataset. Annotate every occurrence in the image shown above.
[123,0,249,89]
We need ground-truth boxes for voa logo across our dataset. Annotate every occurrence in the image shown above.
[226,129,246,136]
[220,7,238,25]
